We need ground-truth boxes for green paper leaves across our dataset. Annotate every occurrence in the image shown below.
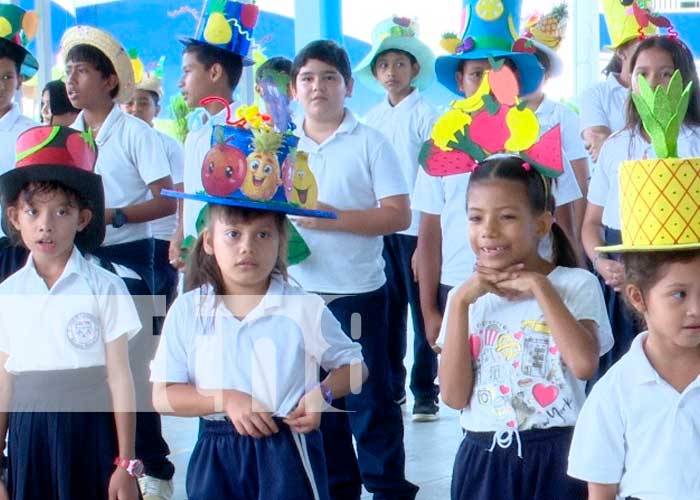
[631,70,692,158]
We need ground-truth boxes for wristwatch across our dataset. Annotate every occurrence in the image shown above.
[113,457,144,478]
[112,208,128,228]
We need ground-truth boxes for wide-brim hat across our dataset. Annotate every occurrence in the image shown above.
[60,25,135,104]
[435,0,543,96]
[529,39,563,78]
[596,158,700,253]
[0,5,39,79]
[179,0,259,66]
[354,17,435,93]
[601,0,657,50]
[136,75,164,98]
[0,126,105,252]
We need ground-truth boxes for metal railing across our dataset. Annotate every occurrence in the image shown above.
[654,0,700,11]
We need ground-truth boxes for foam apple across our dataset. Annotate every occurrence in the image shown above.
[201,143,247,197]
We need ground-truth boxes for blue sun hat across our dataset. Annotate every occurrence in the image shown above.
[179,0,259,66]
[354,16,436,94]
[435,0,544,96]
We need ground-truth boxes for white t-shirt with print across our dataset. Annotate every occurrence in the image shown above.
[438,266,613,432]
[364,89,438,236]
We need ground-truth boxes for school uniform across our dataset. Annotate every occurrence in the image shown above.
[588,124,700,375]
[151,129,184,310]
[0,103,38,282]
[365,89,439,405]
[292,109,419,499]
[569,332,700,500]
[578,73,629,136]
[71,104,175,481]
[437,267,613,500]
[0,246,141,499]
[150,275,363,500]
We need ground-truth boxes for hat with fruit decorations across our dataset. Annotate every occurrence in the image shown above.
[179,0,259,66]
[601,0,669,50]
[130,50,165,98]
[0,5,39,79]
[0,126,105,252]
[420,61,564,179]
[522,3,567,78]
[597,69,700,252]
[435,0,544,96]
[354,16,435,93]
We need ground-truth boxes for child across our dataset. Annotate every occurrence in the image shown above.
[171,0,254,269]
[568,137,700,498]
[354,16,441,420]
[122,58,185,311]
[413,0,544,353]
[582,35,700,374]
[0,126,142,499]
[437,155,613,500]
[0,5,39,282]
[578,0,656,162]
[41,80,79,126]
[254,56,299,132]
[150,148,365,500]
[60,25,177,497]
[290,39,418,498]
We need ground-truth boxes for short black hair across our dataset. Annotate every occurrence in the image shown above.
[370,49,418,75]
[65,44,120,99]
[534,49,551,75]
[291,40,352,85]
[0,42,23,76]
[255,56,292,84]
[183,43,243,90]
[43,79,79,116]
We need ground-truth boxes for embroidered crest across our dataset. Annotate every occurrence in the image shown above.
[66,313,101,349]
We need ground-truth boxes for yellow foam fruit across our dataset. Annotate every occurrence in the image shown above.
[619,158,700,247]
[204,12,233,45]
[431,110,472,151]
[475,0,505,21]
[0,17,11,38]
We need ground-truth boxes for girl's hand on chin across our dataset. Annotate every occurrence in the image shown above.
[456,262,525,305]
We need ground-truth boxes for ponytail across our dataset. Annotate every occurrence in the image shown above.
[550,221,579,268]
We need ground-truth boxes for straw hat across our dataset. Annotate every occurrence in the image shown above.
[60,25,135,104]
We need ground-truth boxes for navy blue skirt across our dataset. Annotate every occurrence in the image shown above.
[7,367,118,500]
[187,418,330,500]
[451,427,586,500]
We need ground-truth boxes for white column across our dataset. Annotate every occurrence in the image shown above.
[36,0,53,93]
[572,0,600,99]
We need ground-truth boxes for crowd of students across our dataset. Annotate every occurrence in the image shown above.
[0,0,698,499]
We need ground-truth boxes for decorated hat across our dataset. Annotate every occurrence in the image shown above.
[0,126,105,252]
[131,50,165,97]
[179,0,259,66]
[354,16,436,93]
[163,96,335,219]
[523,3,567,78]
[598,69,700,252]
[435,0,544,96]
[61,26,136,104]
[0,5,39,79]
[601,0,661,50]
[419,61,564,179]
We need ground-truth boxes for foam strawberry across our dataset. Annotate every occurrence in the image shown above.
[240,2,259,29]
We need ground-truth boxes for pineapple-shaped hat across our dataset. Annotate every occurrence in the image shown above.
[601,0,658,50]
[130,50,165,98]
[179,0,259,66]
[523,3,568,77]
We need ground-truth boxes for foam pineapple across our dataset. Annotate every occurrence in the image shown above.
[527,3,568,49]
[440,32,461,54]
[204,0,233,45]
[129,49,144,85]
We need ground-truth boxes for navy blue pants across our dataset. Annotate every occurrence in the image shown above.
[187,419,330,500]
[91,238,174,481]
[321,286,418,500]
[0,237,28,283]
[153,238,178,311]
[451,427,586,500]
[383,234,438,403]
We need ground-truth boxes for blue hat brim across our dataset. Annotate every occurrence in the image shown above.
[435,50,543,96]
[178,36,254,66]
[162,189,337,219]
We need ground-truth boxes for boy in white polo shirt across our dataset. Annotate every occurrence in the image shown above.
[291,39,418,499]
[60,26,176,498]
[0,5,39,282]
[354,16,440,421]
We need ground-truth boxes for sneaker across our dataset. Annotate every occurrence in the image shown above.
[412,399,439,422]
[138,476,174,500]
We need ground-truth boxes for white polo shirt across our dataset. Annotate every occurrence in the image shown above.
[588,125,700,229]
[72,105,171,246]
[151,129,184,241]
[578,73,629,135]
[364,89,438,236]
[568,332,700,500]
[291,109,409,294]
[0,246,141,373]
[182,107,232,242]
[150,275,364,417]
[0,103,39,238]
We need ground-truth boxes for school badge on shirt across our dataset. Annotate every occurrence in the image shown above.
[66,313,102,349]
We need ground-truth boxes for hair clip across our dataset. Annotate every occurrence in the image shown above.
[521,162,532,171]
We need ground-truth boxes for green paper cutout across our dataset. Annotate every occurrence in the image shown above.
[194,200,209,235]
[483,94,500,115]
[487,56,504,71]
[208,0,227,14]
[631,70,692,158]
[450,130,486,162]
[286,219,311,265]
[16,126,60,162]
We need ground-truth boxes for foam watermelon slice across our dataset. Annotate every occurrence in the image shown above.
[419,139,478,177]
[520,125,564,177]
